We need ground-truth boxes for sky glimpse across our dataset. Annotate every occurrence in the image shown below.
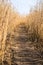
[11,0,37,15]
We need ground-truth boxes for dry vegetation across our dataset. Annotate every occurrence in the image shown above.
[0,0,43,65]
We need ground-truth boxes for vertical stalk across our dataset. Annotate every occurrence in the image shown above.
[1,5,9,65]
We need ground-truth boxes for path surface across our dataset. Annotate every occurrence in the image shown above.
[12,42,43,65]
